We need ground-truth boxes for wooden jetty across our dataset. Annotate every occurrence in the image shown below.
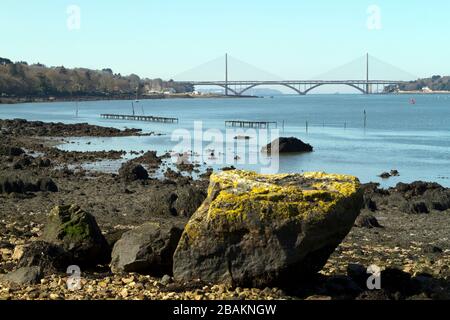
[225,120,277,129]
[101,114,178,123]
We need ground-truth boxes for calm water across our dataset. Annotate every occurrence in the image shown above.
[1,94,449,187]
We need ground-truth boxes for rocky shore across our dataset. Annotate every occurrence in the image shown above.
[0,119,449,300]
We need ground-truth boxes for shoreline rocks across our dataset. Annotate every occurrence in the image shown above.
[173,170,363,288]
[0,176,58,194]
[0,119,146,137]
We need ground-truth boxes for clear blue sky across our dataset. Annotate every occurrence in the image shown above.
[1,0,449,80]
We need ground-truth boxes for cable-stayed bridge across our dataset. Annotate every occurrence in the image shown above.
[174,54,415,95]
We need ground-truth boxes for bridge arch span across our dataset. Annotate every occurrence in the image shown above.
[238,82,305,96]
[192,84,240,96]
[304,83,367,95]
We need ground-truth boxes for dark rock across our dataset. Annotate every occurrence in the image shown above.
[0,176,58,194]
[0,176,25,193]
[42,205,110,267]
[118,162,149,181]
[164,168,182,180]
[134,151,162,169]
[37,177,58,192]
[380,268,417,297]
[355,214,383,229]
[0,266,43,285]
[363,196,377,211]
[346,264,368,287]
[390,170,400,177]
[17,241,71,273]
[423,245,443,255]
[12,155,33,169]
[379,172,391,179]
[409,201,429,214]
[111,222,183,275]
[0,146,25,157]
[221,166,236,171]
[36,158,51,168]
[262,137,313,154]
[386,181,450,214]
[144,185,206,218]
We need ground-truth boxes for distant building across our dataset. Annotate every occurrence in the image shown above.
[422,86,433,93]
[163,88,176,94]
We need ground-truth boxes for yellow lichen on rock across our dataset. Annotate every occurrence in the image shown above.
[206,170,361,222]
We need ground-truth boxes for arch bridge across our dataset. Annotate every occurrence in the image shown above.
[181,80,403,96]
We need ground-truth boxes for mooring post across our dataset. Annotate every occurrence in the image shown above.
[364,110,367,128]
[306,121,308,133]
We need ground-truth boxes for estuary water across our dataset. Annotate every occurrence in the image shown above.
[1,94,449,187]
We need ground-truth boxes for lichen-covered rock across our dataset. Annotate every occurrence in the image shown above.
[173,170,363,288]
[42,205,110,267]
[111,222,183,275]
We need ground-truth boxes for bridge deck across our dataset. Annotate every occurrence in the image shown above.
[101,114,178,123]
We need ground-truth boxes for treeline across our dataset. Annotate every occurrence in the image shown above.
[386,75,450,92]
[0,57,193,98]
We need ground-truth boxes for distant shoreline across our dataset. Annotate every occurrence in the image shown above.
[0,93,258,105]
[396,90,450,95]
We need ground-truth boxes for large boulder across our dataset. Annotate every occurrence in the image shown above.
[173,170,363,288]
[118,162,149,181]
[111,222,183,275]
[42,205,110,267]
[262,137,313,154]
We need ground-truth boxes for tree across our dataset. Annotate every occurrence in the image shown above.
[0,57,13,65]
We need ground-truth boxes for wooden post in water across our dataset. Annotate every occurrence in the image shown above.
[364,110,367,129]
[306,121,308,133]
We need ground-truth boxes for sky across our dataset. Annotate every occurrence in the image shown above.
[1,0,449,81]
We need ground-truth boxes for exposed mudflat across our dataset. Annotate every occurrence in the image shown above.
[0,120,449,300]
